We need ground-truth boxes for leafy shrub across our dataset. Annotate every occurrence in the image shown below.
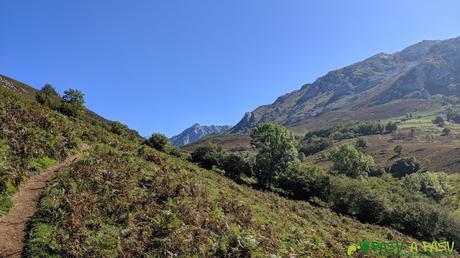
[304,121,393,142]
[389,157,420,178]
[432,115,445,126]
[145,133,170,151]
[355,137,368,151]
[110,121,141,140]
[393,145,403,156]
[191,144,225,169]
[59,89,85,117]
[35,84,61,111]
[327,176,389,224]
[328,144,374,178]
[41,84,60,97]
[442,127,451,136]
[221,153,252,182]
[321,175,460,243]
[0,140,9,172]
[299,136,332,156]
[168,146,191,160]
[447,110,460,124]
[277,163,330,201]
[385,121,398,133]
[402,172,449,201]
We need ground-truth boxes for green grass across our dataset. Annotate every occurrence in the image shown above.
[0,84,142,218]
[27,156,57,173]
[25,145,415,257]
[0,193,12,217]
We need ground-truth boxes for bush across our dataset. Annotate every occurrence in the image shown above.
[355,137,368,151]
[328,144,374,178]
[442,127,451,136]
[59,89,85,117]
[36,85,61,110]
[299,136,332,156]
[385,122,398,133]
[303,121,390,142]
[169,147,191,160]
[145,133,170,151]
[402,172,449,201]
[327,176,389,224]
[221,153,252,182]
[389,157,421,178]
[191,144,225,169]
[320,175,460,243]
[432,115,445,126]
[110,121,140,140]
[393,145,403,156]
[41,84,60,97]
[447,110,460,124]
[277,163,329,201]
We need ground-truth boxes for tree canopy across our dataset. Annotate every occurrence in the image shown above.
[250,123,298,189]
[328,143,374,178]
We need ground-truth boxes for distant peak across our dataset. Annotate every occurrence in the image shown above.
[170,123,232,146]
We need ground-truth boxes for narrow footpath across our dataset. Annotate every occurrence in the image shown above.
[0,148,87,258]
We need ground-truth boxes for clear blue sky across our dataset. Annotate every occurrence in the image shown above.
[1,1,460,137]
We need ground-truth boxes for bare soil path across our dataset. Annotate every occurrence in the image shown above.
[0,147,88,258]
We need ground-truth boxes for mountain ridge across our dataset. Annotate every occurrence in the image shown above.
[170,123,231,146]
[229,36,460,133]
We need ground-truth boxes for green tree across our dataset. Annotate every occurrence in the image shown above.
[250,123,298,189]
[328,143,374,178]
[389,157,420,178]
[221,153,252,182]
[277,162,329,201]
[145,133,170,151]
[36,84,60,109]
[433,115,445,126]
[60,89,85,116]
[355,137,368,151]
[393,145,403,156]
[191,144,225,169]
[385,122,398,133]
[402,172,449,201]
[442,127,451,136]
[41,84,60,97]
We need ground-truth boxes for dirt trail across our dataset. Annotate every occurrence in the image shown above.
[0,147,88,258]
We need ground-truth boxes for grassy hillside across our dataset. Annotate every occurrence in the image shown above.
[0,77,419,257]
[26,145,415,257]
[303,112,460,173]
[0,78,141,216]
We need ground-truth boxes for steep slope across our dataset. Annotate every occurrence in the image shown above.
[230,37,460,133]
[170,123,231,146]
[25,146,416,257]
[0,76,141,217]
[0,149,87,257]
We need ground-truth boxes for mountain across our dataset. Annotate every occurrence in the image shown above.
[170,123,231,146]
[230,36,460,133]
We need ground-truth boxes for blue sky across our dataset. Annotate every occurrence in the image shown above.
[1,1,460,137]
